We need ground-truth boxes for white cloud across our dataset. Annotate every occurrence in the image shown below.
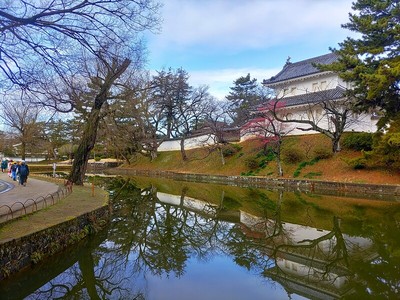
[189,67,281,100]
[147,0,355,101]
[153,0,353,52]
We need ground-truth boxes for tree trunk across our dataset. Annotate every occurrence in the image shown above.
[332,138,341,153]
[150,150,158,161]
[68,57,131,185]
[21,141,26,160]
[276,141,283,177]
[180,138,187,161]
[69,109,100,185]
[219,147,225,165]
[276,154,283,177]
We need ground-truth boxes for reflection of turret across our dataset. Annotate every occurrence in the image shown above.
[240,211,373,255]
[155,189,378,300]
[240,211,376,299]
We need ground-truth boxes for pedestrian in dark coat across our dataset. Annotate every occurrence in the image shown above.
[18,160,29,186]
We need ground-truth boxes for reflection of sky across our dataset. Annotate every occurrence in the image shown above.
[141,255,307,300]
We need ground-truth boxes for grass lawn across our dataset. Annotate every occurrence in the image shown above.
[0,182,108,242]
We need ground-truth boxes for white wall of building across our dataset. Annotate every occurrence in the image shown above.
[158,134,216,152]
[240,71,378,142]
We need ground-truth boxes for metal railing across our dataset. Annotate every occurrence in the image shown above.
[0,185,72,224]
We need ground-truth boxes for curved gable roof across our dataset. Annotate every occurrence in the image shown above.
[263,53,339,85]
[280,86,346,107]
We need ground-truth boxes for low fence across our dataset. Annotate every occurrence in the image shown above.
[0,184,72,224]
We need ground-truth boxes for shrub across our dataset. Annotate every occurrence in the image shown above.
[241,170,255,176]
[257,147,276,162]
[342,132,373,151]
[312,146,332,160]
[245,157,259,170]
[293,158,319,177]
[346,157,367,169]
[222,143,242,157]
[282,147,305,164]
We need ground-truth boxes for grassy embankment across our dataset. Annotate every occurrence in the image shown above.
[123,134,400,185]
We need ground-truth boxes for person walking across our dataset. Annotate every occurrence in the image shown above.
[7,160,13,177]
[18,160,29,186]
[10,162,17,181]
[1,158,8,172]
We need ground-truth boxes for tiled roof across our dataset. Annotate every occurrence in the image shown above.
[276,86,346,107]
[263,53,339,85]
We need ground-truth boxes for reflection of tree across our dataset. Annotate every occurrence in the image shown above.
[225,190,284,272]
[271,216,351,281]
[106,178,229,279]
[348,207,400,299]
[225,190,360,298]
[14,177,399,300]
[26,232,140,299]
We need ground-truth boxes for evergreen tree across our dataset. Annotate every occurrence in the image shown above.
[323,0,400,129]
[226,74,263,126]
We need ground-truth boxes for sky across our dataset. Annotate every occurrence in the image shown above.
[146,0,355,100]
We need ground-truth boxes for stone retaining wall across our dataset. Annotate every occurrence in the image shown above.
[105,169,400,201]
[0,204,111,280]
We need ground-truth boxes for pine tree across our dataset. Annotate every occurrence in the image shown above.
[323,0,400,129]
[226,74,263,126]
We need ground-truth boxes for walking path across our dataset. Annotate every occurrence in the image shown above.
[0,172,60,215]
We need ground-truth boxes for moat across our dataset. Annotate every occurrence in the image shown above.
[1,175,399,299]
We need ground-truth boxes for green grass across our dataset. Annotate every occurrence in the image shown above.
[0,181,108,242]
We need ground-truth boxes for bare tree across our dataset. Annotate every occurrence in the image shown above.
[270,87,358,153]
[0,0,161,91]
[0,100,43,160]
[202,100,235,166]
[97,72,161,163]
[173,85,214,161]
[65,52,132,185]
[242,103,291,176]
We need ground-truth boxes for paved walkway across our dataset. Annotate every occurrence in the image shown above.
[0,172,60,211]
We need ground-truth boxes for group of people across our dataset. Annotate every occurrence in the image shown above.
[1,158,30,186]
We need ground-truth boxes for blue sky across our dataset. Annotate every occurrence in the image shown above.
[146,0,355,100]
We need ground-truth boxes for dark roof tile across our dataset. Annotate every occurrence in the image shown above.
[263,53,339,85]
[276,86,346,107]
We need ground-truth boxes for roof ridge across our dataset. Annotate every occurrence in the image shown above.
[263,53,339,85]
[291,53,337,65]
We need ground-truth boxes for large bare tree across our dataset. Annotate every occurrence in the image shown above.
[0,0,161,92]
[67,53,132,185]
[270,88,358,153]
[0,1,161,184]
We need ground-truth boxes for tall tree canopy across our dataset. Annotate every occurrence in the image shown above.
[322,0,400,128]
[67,53,133,184]
[150,68,192,139]
[0,0,161,92]
[0,1,161,184]
[226,74,264,126]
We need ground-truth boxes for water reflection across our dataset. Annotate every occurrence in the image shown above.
[1,176,400,299]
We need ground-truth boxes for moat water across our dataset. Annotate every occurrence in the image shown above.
[1,175,399,299]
